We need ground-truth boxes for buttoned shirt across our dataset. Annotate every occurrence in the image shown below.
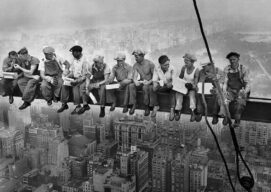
[69,55,90,78]
[223,64,250,92]
[152,65,175,84]
[109,62,133,82]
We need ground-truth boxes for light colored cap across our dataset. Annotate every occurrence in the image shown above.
[43,46,55,54]
[132,49,146,56]
[93,55,104,63]
[183,53,197,62]
[114,52,126,61]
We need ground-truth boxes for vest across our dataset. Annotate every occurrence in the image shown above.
[227,65,245,91]
[44,60,62,77]
[92,64,105,82]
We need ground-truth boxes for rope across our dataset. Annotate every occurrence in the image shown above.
[192,0,254,191]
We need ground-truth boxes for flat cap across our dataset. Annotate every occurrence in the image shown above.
[93,55,104,63]
[200,62,212,67]
[132,49,146,56]
[43,46,55,54]
[18,47,28,55]
[183,53,197,62]
[158,55,170,64]
[226,52,240,59]
[69,45,83,52]
[114,52,126,61]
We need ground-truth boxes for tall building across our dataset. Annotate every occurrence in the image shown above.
[48,138,69,167]
[70,157,87,179]
[152,145,173,192]
[114,116,156,151]
[189,163,208,192]
[93,167,113,192]
[104,175,136,192]
[58,158,71,184]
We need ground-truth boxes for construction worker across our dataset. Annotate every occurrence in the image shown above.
[15,47,40,110]
[83,54,111,118]
[175,53,199,122]
[107,53,136,114]
[132,49,155,116]
[39,46,70,106]
[57,45,90,114]
[150,55,175,119]
[222,52,250,127]
[1,51,22,104]
[197,62,225,124]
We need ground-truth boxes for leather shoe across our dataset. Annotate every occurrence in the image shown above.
[99,107,105,117]
[151,106,159,117]
[169,108,175,121]
[71,105,81,115]
[110,103,116,111]
[195,113,203,122]
[123,106,129,113]
[190,110,196,122]
[47,100,53,106]
[77,105,90,114]
[212,116,219,125]
[57,103,69,113]
[222,117,229,125]
[233,119,241,128]
[9,95,14,104]
[144,107,150,116]
[19,102,30,110]
[129,104,136,115]
[175,111,181,121]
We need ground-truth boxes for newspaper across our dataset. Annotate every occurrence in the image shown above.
[172,77,188,94]
[63,77,75,86]
[106,83,120,90]
[3,72,18,79]
[197,82,213,94]
[89,92,98,104]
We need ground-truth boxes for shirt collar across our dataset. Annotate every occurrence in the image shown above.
[93,62,105,71]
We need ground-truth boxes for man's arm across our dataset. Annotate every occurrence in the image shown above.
[242,66,251,93]
[108,67,116,83]
[2,58,13,72]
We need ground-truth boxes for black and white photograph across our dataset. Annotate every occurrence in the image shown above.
[0,0,270,191]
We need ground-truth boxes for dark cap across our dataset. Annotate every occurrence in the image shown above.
[69,45,83,52]
[8,51,18,57]
[226,52,240,59]
[158,55,170,64]
[18,47,28,55]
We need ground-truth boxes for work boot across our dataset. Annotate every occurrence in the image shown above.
[190,110,196,122]
[110,103,116,111]
[57,103,69,113]
[9,95,14,104]
[47,100,53,106]
[77,104,90,115]
[195,113,203,122]
[99,107,105,118]
[19,102,31,110]
[222,117,229,125]
[233,119,241,128]
[151,106,159,117]
[71,105,81,115]
[175,110,181,121]
[53,96,59,103]
[129,104,136,115]
[169,108,175,121]
[212,116,219,125]
[123,106,129,113]
[144,106,150,116]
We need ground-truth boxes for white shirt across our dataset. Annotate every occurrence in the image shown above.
[69,55,90,78]
[184,67,197,83]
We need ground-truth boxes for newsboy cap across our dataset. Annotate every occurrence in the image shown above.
[183,53,197,62]
[43,46,55,54]
[132,49,146,56]
[226,52,240,59]
[114,53,126,61]
[18,47,28,55]
[69,45,83,52]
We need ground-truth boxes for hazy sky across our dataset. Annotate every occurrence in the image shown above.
[0,0,271,35]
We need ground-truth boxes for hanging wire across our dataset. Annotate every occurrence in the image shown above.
[191,0,254,191]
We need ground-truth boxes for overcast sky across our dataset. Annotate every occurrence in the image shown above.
[0,0,271,36]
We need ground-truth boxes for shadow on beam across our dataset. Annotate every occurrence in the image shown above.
[0,78,270,123]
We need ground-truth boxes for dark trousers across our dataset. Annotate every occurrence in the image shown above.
[108,82,137,106]
[61,81,85,105]
[1,78,18,96]
[17,77,39,103]
[40,77,63,102]
[150,83,175,108]
[135,84,151,106]
[196,93,220,116]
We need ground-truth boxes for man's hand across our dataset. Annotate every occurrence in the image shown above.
[166,82,173,89]
[70,79,78,86]
[143,80,150,85]
[185,83,193,90]
[63,69,70,76]
[134,80,141,87]
[14,64,21,69]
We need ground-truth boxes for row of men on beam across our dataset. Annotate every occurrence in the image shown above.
[0,46,250,127]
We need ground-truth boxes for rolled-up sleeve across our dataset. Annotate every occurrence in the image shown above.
[2,58,10,72]
[152,68,159,82]
[242,66,251,92]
